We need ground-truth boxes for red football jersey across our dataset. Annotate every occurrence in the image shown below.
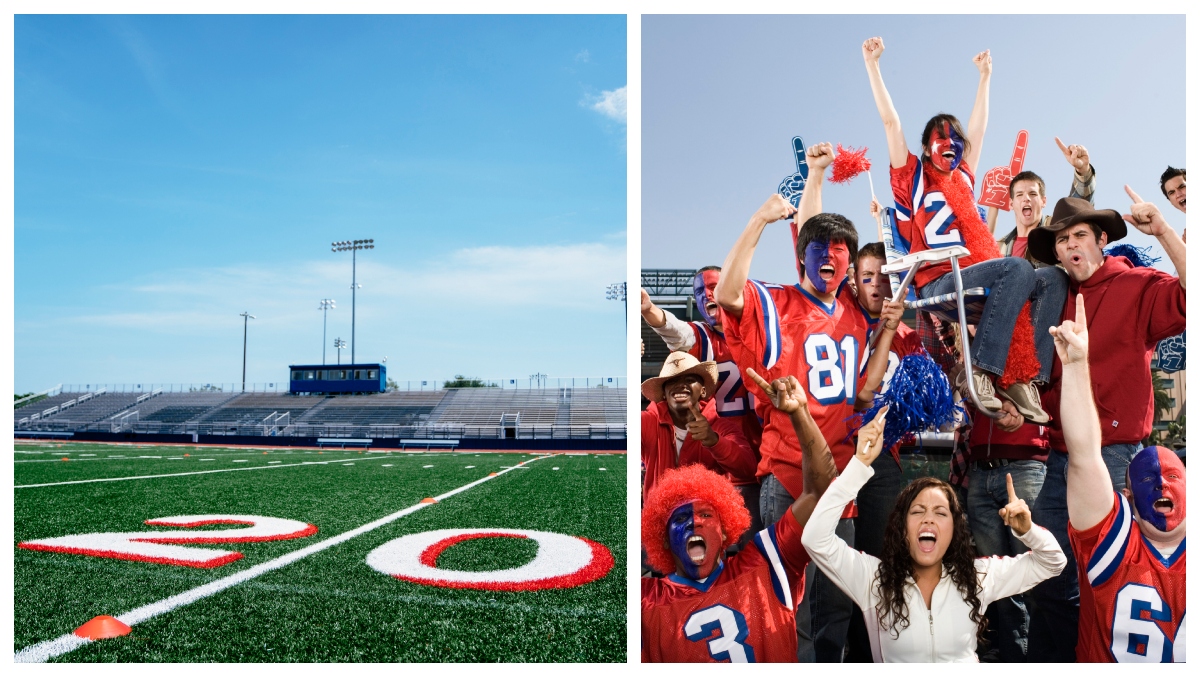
[890,152,978,289]
[724,279,871,500]
[641,508,809,662]
[1070,492,1186,663]
[687,321,763,455]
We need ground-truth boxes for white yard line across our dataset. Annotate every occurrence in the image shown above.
[15,456,394,489]
[14,454,552,663]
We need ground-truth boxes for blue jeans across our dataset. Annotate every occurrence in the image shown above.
[921,260,1067,382]
[1027,444,1141,662]
[846,454,905,662]
[967,459,1046,662]
[760,473,856,662]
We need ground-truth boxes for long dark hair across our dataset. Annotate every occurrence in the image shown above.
[920,113,972,167]
[874,477,988,646]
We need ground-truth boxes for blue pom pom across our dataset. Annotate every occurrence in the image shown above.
[849,349,962,452]
[1104,243,1160,268]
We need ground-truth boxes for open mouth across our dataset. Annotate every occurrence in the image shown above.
[1021,206,1033,219]
[917,529,937,553]
[941,150,956,160]
[687,535,707,564]
[1180,198,1186,208]
[819,264,835,281]
[669,390,692,404]
[1154,497,1174,514]
[1069,253,1083,266]
[705,302,719,315]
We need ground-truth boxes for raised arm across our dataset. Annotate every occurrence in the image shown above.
[1124,185,1186,289]
[1055,137,1096,202]
[640,289,696,352]
[1051,295,1112,530]
[715,195,797,319]
[964,50,992,173]
[863,37,909,169]
[855,299,905,410]
[796,142,834,229]
[744,368,836,526]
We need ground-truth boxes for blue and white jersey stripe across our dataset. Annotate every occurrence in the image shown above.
[1087,492,1132,587]
[752,524,793,609]
[692,322,715,362]
[749,280,782,369]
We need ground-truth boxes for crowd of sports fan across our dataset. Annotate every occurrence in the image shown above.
[640,37,1186,663]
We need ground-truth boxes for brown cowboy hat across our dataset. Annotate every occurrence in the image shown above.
[641,351,718,403]
[1027,197,1126,265]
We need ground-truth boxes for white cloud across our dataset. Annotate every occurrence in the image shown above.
[588,86,626,124]
[575,49,591,63]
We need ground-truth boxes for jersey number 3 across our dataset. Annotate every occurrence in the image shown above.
[1111,583,1185,663]
[684,604,756,663]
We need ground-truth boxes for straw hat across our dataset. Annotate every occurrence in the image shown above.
[641,351,718,403]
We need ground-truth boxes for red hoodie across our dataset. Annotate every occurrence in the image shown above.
[641,398,757,502]
[1042,256,1185,451]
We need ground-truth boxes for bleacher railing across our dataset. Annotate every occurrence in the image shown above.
[55,377,627,393]
[16,419,627,440]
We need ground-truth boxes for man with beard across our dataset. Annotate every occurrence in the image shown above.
[641,269,765,541]
[641,351,757,504]
[1025,187,1186,661]
[1051,295,1186,663]
[714,139,871,662]
[641,371,849,662]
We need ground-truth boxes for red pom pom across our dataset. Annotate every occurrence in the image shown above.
[830,144,872,184]
[997,303,1041,389]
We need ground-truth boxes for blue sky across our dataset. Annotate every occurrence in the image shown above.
[643,14,1185,283]
[15,15,627,392]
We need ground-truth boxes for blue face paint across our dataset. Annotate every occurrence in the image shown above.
[667,502,699,579]
[930,121,965,172]
[1128,447,1167,531]
[692,270,722,329]
[803,240,850,293]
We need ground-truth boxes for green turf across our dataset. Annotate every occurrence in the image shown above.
[14,444,626,662]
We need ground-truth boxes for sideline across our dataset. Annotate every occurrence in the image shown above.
[14,454,553,662]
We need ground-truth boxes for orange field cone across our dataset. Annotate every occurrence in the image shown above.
[488,472,498,477]
[263,451,268,455]
[61,457,69,461]
[74,615,132,640]
[420,497,438,504]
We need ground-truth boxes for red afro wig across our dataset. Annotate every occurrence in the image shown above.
[641,464,752,576]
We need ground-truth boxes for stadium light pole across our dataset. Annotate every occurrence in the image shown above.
[318,299,336,365]
[332,239,374,364]
[335,337,347,365]
[606,282,627,329]
[239,312,255,393]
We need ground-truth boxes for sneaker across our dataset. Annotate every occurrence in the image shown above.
[957,369,1003,412]
[999,382,1050,424]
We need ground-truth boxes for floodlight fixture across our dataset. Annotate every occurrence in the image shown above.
[606,282,627,329]
[332,237,375,364]
[319,299,336,365]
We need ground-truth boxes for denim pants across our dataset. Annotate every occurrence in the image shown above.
[921,259,1067,382]
[732,481,763,552]
[845,454,905,662]
[1027,444,1141,662]
[760,473,855,662]
[967,459,1046,662]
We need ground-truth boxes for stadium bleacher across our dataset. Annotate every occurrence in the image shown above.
[16,386,626,441]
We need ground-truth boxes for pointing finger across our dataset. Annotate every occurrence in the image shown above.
[1075,294,1086,327]
[1125,184,1144,204]
[1055,136,1069,155]
[1006,472,1018,504]
[744,367,775,398]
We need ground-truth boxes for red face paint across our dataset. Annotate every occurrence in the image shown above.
[929,121,965,172]
[693,269,724,329]
[804,241,851,294]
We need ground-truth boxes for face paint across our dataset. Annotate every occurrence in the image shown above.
[803,241,851,293]
[692,270,723,329]
[666,500,724,579]
[929,121,965,172]
[1128,446,1187,533]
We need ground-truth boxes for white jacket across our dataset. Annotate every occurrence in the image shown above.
[801,456,1066,662]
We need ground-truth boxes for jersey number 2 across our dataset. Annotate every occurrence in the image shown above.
[684,604,756,663]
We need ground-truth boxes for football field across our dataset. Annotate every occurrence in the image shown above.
[13,442,626,662]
